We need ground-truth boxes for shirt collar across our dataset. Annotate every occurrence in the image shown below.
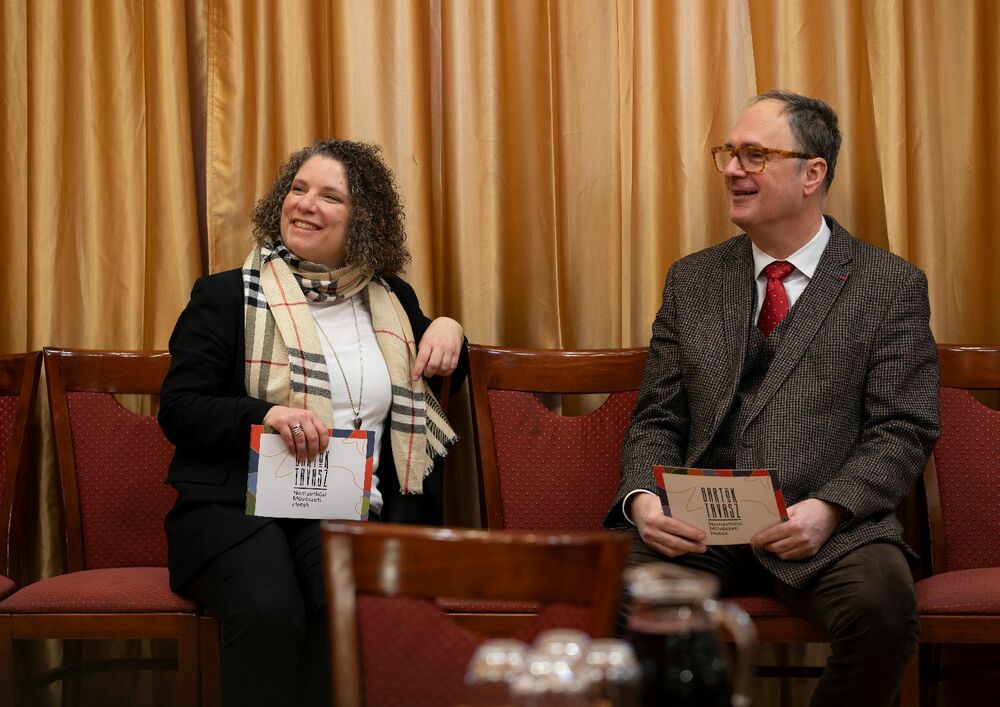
[751,217,831,280]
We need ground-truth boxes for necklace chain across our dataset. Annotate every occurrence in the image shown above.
[316,296,364,429]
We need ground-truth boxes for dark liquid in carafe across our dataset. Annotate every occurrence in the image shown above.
[629,628,731,707]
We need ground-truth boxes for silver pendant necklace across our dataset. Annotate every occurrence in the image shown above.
[317,296,364,430]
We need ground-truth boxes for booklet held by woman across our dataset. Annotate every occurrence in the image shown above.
[246,425,374,520]
[654,466,789,544]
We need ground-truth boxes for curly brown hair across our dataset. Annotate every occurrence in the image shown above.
[251,139,411,275]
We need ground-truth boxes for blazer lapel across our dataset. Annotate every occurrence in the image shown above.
[741,217,855,427]
[689,236,754,463]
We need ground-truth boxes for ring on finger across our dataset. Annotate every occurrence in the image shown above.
[290,423,304,437]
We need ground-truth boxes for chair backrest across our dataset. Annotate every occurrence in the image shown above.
[0,352,42,582]
[468,345,647,530]
[925,344,1000,574]
[322,520,630,707]
[44,348,175,573]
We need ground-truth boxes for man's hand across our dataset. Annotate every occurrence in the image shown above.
[750,498,846,560]
[631,492,707,557]
[413,317,464,381]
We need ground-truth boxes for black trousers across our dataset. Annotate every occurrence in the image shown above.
[183,519,330,707]
[627,529,919,707]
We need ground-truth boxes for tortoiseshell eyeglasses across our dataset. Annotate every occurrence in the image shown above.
[711,145,816,174]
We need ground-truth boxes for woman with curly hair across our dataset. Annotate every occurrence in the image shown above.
[158,138,466,706]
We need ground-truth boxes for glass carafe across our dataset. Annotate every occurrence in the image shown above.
[625,563,757,707]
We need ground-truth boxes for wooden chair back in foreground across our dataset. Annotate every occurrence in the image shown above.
[468,345,647,531]
[0,352,41,597]
[899,344,1000,707]
[322,521,630,707]
[0,348,204,707]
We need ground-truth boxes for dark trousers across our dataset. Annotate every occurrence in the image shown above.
[183,519,330,707]
[627,530,919,707]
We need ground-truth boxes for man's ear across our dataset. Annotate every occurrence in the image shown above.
[802,158,828,197]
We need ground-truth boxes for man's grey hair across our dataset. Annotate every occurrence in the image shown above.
[754,89,841,192]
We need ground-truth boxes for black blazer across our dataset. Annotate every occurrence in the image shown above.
[159,268,467,590]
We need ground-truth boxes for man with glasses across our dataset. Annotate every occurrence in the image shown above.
[607,90,939,707]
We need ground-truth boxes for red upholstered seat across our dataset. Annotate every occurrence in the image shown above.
[0,394,18,602]
[0,349,211,707]
[436,597,539,614]
[0,568,199,613]
[899,345,1000,707]
[359,596,591,707]
[730,593,805,618]
[0,395,16,510]
[0,354,42,607]
[65,391,175,568]
[489,389,637,531]
[468,346,647,532]
[927,387,1000,573]
[916,568,1000,614]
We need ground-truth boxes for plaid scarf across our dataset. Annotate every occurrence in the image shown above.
[242,241,456,494]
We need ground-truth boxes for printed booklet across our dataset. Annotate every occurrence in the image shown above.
[654,466,788,544]
[247,425,374,520]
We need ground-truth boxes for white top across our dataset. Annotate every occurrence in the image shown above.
[309,296,392,515]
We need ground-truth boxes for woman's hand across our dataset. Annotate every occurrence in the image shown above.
[263,405,329,462]
[412,316,464,381]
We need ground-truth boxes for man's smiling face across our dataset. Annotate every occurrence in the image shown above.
[723,99,811,235]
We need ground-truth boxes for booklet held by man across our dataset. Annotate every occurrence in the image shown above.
[247,424,375,520]
[654,466,789,545]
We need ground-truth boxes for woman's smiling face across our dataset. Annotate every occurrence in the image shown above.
[279,156,353,267]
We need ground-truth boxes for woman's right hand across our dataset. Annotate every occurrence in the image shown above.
[263,406,330,462]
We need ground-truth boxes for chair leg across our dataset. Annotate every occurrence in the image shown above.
[898,646,920,707]
[60,639,82,707]
[924,644,942,707]
[0,617,15,707]
[198,615,222,707]
[177,617,200,707]
[775,643,792,707]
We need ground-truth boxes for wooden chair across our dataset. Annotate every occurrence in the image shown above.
[468,344,648,532]
[0,352,42,599]
[899,344,1000,707]
[322,520,630,707]
[0,348,213,706]
[466,344,827,687]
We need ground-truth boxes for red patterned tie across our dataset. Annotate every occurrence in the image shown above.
[758,260,796,337]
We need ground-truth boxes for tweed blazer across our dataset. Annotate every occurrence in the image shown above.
[606,217,940,588]
[159,268,468,590]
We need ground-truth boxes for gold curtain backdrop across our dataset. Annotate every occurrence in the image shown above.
[2,0,999,704]
[4,0,997,355]
[200,0,999,350]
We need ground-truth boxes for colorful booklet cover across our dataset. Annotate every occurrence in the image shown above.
[247,425,374,520]
[653,466,789,545]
